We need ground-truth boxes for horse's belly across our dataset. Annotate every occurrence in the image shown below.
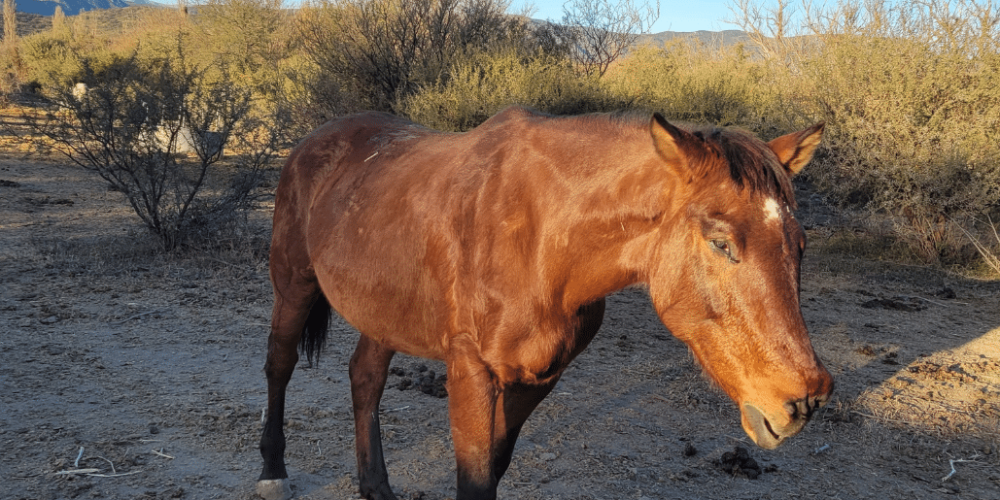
[304,141,468,361]
[309,219,452,361]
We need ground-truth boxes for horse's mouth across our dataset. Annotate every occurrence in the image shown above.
[741,403,808,450]
[763,417,781,441]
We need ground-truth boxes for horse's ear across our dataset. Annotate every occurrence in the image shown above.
[767,123,824,177]
[650,113,692,168]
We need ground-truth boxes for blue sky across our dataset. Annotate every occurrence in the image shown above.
[508,0,735,33]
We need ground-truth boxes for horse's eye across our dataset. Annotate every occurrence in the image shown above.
[711,239,729,254]
[711,239,739,263]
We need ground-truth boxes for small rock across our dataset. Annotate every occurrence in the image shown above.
[40,315,59,324]
[18,318,33,327]
[539,452,557,461]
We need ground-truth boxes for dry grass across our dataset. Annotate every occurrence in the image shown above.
[952,216,1000,277]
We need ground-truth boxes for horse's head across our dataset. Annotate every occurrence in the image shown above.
[645,114,833,449]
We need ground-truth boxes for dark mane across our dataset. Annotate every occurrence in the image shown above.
[577,111,796,208]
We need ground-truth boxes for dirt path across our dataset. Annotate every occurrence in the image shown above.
[2,157,999,500]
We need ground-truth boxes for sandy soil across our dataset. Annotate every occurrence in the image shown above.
[2,156,999,500]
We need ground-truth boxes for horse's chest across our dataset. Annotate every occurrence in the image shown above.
[480,321,579,386]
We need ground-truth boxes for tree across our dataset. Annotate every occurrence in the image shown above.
[198,0,285,80]
[726,0,800,64]
[560,0,660,77]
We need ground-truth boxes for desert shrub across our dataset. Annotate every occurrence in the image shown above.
[296,0,524,115]
[28,46,280,251]
[20,8,178,91]
[794,1,1000,266]
[401,48,631,131]
[603,40,800,134]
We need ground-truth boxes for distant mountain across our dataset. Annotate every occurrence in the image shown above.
[524,18,750,50]
[638,30,751,48]
[15,0,130,16]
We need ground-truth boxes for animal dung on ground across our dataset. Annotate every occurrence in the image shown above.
[389,366,447,398]
[716,446,763,479]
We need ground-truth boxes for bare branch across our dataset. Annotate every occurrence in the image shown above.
[561,0,660,76]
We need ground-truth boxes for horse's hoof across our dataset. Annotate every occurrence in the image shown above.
[256,478,292,500]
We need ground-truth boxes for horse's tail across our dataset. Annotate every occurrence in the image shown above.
[299,294,331,367]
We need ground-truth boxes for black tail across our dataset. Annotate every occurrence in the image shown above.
[299,295,331,367]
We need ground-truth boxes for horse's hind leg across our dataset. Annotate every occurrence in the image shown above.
[350,335,397,500]
[257,276,323,500]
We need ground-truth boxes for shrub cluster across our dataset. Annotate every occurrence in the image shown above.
[795,1,1000,267]
[29,45,277,251]
[724,0,1000,270]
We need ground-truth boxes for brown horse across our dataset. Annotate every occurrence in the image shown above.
[257,107,834,500]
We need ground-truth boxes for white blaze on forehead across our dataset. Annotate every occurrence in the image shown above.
[763,197,782,223]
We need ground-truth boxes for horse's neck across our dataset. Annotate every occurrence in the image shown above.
[546,135,682,310]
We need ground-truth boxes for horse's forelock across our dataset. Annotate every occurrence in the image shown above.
[692,127,797,209]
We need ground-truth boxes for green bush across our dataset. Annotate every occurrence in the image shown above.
[402,49,630,131]
[603,40,800,134]
[723,0,1000,269]
[296,0,522,115]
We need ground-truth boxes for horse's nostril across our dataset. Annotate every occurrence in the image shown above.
[812,393,830,409]
[784,399,815,420]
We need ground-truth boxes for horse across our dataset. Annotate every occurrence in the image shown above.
[257,106,834,500]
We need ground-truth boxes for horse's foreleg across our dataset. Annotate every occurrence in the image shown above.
[492,300,605,484]
[258,289,319,500]
[446,335,501,500]
[491,381,558,481]
[349,335,397,500]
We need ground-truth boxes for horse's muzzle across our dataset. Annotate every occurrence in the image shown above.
[741,393,830,449]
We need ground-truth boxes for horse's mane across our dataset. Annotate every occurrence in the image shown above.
[576,111,797,208]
